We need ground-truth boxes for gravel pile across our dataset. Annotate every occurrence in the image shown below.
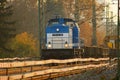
[54,64,117,80]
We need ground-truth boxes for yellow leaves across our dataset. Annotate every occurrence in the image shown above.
[8,32,38,57]
[107,42,113,48]
[14,32,36,50]
[80,22,92,46]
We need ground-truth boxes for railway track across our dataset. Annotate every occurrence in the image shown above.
[0,58,117,80]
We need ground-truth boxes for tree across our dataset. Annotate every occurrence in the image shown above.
[63,0,104,46]
[45,0,65,20]
[12,0,38,37]
[0,0,15,52]
[9,32,38,57]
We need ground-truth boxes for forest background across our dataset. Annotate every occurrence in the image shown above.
[0,0,106,58]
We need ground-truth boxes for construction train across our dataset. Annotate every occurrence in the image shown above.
[41,17,117,59]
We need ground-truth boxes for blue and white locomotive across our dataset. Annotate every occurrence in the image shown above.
[42,17,82,59]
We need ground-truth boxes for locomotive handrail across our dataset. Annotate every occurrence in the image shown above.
[0,63,110,80]
[0,58,112,68]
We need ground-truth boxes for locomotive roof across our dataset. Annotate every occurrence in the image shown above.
[48,18,75,22]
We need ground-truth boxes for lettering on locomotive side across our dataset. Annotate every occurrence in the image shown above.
[52,34,63,36]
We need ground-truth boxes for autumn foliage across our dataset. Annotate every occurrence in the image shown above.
[80,22,106,46]
[80,22,92,46]
[14,32,36,50]
[9,32,38,57]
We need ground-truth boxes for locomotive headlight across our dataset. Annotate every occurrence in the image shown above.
[48,42,52,48]
[56,28,59,32]
[64,41,68,48]
[48,44,52,48]
[65,44,68,48]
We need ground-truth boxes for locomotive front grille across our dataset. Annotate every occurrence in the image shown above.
[52,38,64,48]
